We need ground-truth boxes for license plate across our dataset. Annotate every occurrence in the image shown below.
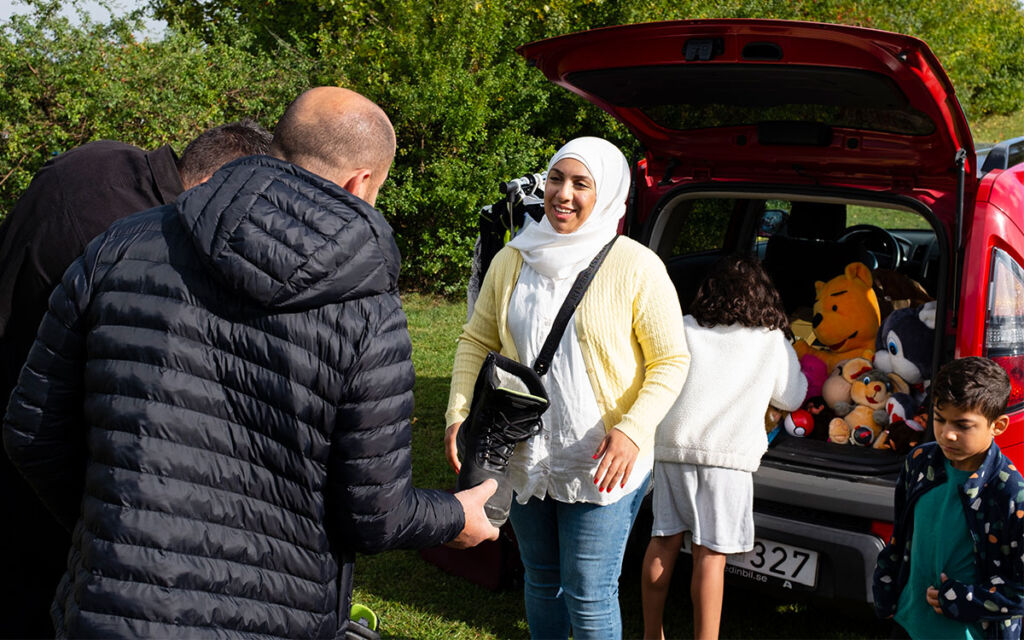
[681,532,819,587]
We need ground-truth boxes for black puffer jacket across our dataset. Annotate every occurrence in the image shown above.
[3,156,464,638]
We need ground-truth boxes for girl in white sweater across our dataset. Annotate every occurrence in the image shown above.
[641,255,807,640]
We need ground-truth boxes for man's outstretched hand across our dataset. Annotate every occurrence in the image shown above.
[447,478,500,549]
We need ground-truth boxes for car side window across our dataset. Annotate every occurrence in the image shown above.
[846,206,931,230]
[669,198,734,257]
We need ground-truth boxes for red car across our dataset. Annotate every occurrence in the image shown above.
[517,19,1024,603]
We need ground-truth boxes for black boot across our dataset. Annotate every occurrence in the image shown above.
[457,352,548,527]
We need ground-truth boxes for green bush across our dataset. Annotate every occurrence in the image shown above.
[4,0,1024,295]
[0,0,315,219]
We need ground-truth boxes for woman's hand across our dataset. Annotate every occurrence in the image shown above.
[445,422,463,474]
[592,428,639,493]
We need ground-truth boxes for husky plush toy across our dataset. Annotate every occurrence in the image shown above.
[874,300,936,396]
[874,300,936,386]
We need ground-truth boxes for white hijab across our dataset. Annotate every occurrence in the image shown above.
[506,137,630,280]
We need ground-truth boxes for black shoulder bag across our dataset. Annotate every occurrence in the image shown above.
[456,236,618,526]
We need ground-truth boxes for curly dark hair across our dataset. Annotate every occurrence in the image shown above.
[690,254,791,337]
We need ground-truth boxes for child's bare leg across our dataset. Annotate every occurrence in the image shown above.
[641,532,684,640]
[691,543,727,640]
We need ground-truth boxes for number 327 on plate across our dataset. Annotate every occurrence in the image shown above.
[681,532,819,587]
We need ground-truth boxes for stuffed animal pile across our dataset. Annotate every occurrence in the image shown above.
[781,263,936,453]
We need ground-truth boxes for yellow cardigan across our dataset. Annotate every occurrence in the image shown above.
[446,236,690,452]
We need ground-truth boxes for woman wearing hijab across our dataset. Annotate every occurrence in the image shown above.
[445,137,690,639]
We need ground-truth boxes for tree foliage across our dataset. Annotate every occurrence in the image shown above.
[0,0,315,220]
[4,0,1024,294]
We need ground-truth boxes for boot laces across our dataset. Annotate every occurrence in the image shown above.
[479,409,542,466]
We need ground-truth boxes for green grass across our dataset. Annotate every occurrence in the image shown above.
[352,293,529,639]
[971,111,1024,146]
[351,293,892,639]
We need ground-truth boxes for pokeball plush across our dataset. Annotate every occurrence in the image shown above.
[783,409,815,437]
[852,425,877,446]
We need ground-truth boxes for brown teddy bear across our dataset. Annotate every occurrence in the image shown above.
[829,368,910,446]
[822,357,873,412]
[822,357,872,444]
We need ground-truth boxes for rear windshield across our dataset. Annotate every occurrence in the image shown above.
[567,64,936,136]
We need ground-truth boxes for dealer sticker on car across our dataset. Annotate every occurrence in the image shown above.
[681,532,819,587]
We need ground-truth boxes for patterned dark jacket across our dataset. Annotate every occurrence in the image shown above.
[3,155,463,638]
[873,441,1024,639]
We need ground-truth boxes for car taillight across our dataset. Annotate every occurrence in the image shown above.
[985,248,1024,410]
[989,355,1024,408]
[870,520,894,544]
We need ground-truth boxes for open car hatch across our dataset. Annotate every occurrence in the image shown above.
[518,19,976,198]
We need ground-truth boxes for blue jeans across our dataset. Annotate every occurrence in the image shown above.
[508,477,649,640]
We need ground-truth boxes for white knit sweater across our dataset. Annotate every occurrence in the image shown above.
[655,316,807,472]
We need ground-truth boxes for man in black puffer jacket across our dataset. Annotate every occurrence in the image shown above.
[3,87,498,638]
[0,118,273,639]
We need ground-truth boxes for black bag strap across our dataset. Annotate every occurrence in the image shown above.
[533,236,618,376]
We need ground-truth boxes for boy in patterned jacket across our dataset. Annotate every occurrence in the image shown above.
[873,357,1024,639]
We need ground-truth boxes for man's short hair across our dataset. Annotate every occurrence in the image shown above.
[931,356,1012,421]
[178,119,272,188]
[270,97,396,179]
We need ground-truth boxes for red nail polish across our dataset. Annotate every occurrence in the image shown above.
[593,477,598,484]
[592,454,599,460]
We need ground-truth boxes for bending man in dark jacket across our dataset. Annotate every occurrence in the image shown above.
[3,86,498,638]
[0,118,272,638]
[0,119,274,404]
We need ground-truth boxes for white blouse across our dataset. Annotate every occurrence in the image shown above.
[506,262,652,505]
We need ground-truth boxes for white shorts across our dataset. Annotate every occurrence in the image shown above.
[651,461,754,554]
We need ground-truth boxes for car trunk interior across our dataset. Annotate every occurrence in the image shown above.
[644,188,944,478]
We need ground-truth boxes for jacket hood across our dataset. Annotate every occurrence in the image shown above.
[177,155,400,310]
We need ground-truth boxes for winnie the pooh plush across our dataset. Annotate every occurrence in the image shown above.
[794,262,881,372]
